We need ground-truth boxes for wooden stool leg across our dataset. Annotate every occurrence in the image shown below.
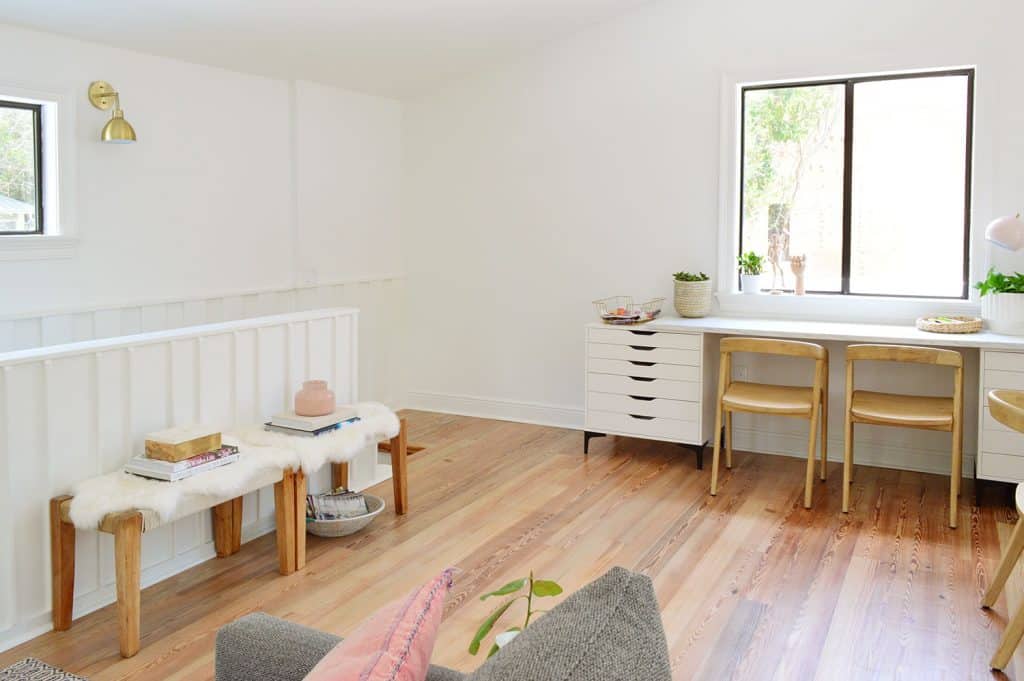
[231,496,242,554]
[804,402,819,509]
[331,462,349,490]
[843,419,854,513]
[49,496,75,631]
[992,601,1024,671]
[983,516,1024,608]
[710,401,724,496]
[212,499,236,558]
[274,469,297,575]
[113,512,143,658]
[724,412,733,470]
[391,418,409,515]
[294,470,307,571]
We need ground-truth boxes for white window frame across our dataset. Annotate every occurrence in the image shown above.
[715,66,985,323]
[0,82,77,261]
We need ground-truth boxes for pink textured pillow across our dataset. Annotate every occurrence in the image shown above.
[304,568,455,681]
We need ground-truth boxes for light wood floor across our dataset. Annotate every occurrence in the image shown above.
[2,410,1022,680]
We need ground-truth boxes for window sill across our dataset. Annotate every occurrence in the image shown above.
[0,235,78,262]
[716,291,980,325]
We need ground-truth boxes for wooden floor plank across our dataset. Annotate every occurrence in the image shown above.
[0,410,1019,681]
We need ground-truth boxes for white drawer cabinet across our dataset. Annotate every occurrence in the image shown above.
[584,323,712,467]
[978,350,1024,482]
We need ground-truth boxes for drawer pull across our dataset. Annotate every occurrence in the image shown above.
[628,360,655,367]
[629,330,656,336]
[629,376,656,382]
[628,395,656,401]
[629,345,656,351]
[629,414,655,420]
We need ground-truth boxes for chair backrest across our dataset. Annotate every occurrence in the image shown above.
[846,344,962,368]
[720,336,827,360]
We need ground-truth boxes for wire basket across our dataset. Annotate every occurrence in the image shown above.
[593,296,664,325]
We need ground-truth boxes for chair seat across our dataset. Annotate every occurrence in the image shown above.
[850,390,954,428]
[722,381,815,415]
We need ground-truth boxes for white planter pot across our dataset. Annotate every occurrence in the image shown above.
[740,273,765,295]
[982,293,1024,335]
[674,279,713,317]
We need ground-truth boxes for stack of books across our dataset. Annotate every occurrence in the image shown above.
[265,408,360,437]
[124,426,239,482]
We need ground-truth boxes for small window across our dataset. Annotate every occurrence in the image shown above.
[739,69,973,298]
[0,99,43,235]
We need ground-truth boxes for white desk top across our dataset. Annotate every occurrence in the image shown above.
[617,315,1024,351]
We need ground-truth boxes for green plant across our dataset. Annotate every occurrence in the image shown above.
[469,572,563,658]
[975,268,1024,297]
[737,251,765,275]
[673,271,710,282]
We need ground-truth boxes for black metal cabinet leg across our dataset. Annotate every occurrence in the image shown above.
[676,441,708,470]
[583,431,606,454]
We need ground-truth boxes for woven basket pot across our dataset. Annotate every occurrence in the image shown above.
[674,279,712,318]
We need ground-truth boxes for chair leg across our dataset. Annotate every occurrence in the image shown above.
[710,401,724,496]
[992,601,1024,671]
[725,411,733,470]
[950,427,963,529]
[820,393,828,482]
[804,406,819,509]
[113,512,143,658]
[983,515,1024,608]
[49,496,75,631]
[843,418,854,513]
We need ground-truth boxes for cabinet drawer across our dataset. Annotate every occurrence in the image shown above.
[979,451,1024,483]
[588,327,700,350]
[985,351,1024,373]
[588,357,699,381]
[587,373,700,401]
[588,342,700,366]
[586,409,699,443]
[984,370,1024,392]
[980,428,1024,457]
[587,392,699,420]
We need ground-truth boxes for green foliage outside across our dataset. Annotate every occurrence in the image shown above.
[0,107,37,228]
[975,268,1024,296]
[469,572,563,658]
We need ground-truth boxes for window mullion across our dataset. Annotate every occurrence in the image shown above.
[840,81,855,295]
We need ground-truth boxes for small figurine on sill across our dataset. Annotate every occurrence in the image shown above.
[790,255,807,296]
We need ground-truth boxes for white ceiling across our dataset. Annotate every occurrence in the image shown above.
[0,0,653,98]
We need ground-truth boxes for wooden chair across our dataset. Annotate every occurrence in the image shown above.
[842,344,963,528]
[982,389,1024,671]
[710,337,829,508]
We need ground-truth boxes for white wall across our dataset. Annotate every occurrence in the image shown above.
[402,0,1024,470]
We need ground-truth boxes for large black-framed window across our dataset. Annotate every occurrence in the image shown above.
[739,69,974,299]
[0,99,44,235]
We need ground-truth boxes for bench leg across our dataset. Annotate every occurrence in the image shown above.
[49,496,75,631]
[212,496,243,558]
[294,470,307,571]
[274,469,297,575]
[391,418,409,515]
[331,462,349,490]
[113,512,143,658]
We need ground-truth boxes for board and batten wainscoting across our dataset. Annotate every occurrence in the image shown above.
[0,307,386,653]
[0,276,406,408]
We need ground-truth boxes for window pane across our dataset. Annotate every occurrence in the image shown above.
[742,84,845,292]
[0,105,39,233]
[849,76,969,297]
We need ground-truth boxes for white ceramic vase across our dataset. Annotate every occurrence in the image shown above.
[982,293,1024,335]
[740,273,765,295]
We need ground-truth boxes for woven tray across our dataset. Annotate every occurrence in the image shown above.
[916,315,982,334]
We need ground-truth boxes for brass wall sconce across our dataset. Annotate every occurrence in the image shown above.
[88,81,137,143]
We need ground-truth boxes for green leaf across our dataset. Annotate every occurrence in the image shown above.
[480,578,526,601]
[531,580,563,597]
[469,598,518,655]
[487,643,500,658]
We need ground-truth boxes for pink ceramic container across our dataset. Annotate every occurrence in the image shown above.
[294,380,336,416]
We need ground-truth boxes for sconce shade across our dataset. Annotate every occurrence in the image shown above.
[985,215,1024,251]
[101,111,136,143]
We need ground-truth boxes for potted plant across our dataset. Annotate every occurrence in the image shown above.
[976,268,1024,335]
[673,271,712,317]
[737,251,766,295]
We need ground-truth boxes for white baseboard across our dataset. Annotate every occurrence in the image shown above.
[404,391,974,478]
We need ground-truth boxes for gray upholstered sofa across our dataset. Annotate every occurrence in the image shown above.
[215,567,672,681]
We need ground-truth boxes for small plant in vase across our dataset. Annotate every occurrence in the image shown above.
[737,251,766,295]
[469,572,563,658]
[976,268,1024,335]
[672,271,712,317]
